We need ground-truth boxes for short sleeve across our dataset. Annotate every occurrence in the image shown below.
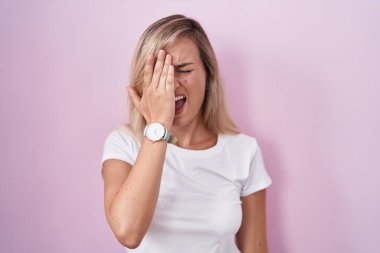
[240,143,272,196]
[101,127,138,168]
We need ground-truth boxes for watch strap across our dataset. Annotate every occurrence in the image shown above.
[163,127,170,142]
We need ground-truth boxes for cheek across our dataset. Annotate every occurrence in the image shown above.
[191,81,206,104]
[188,74,206,88]
[183,73,206,98]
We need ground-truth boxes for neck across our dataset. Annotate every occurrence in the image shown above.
[171,115,215,149]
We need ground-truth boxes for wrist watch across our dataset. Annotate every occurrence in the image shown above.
[143,122,170,142]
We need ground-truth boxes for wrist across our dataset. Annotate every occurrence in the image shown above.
[149,119,172,131]
[144,122,171,142]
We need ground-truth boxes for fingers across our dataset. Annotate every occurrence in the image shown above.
[127,86,141,108]
[151,49,166,88]
[166,65,175,92]
[158,54,171,91]
[143,49,174,93]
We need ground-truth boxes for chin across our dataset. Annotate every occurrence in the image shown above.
[172,115,190,128]
[172,117,184,127]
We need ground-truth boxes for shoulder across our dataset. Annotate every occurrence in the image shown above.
[105,124,140,146]
[108,124,137,142]
[101,124,141,166]
[221,132,260,152]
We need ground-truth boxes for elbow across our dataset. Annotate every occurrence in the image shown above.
[118,237,141,249]
[114,227,144,249]
[107,210,148,249]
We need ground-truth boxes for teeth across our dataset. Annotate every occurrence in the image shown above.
[175,96,186,102]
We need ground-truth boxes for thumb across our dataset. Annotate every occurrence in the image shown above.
[127,86,141,108]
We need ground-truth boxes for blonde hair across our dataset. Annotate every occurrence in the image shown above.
[127,14,239,142]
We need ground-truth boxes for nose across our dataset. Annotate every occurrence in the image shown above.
[174,76,181,89]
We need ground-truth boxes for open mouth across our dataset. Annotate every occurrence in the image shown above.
[175,95,186,114]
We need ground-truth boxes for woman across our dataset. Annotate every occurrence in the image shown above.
[101,14,272,253]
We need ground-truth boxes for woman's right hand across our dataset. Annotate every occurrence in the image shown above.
[128,49,175,130]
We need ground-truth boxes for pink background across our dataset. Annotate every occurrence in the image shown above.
[1,0,379,252]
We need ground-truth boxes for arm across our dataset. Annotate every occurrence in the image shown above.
[236,189,269,253]
[102,138,167,249]
[102,50,175,249]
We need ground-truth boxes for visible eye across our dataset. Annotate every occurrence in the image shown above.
[176,70,193,74]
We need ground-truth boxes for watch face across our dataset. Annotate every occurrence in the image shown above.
[146,123,165,141]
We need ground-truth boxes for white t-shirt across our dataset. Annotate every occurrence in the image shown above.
[101,125,272,253]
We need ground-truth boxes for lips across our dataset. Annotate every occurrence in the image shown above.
[175,95,186,114]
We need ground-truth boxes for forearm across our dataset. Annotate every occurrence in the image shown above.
[107,48,174,248]
[109,137,167,244]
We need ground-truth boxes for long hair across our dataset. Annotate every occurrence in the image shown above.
[128,14,239,142]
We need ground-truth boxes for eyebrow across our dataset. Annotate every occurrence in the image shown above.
[174,62,194,68]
